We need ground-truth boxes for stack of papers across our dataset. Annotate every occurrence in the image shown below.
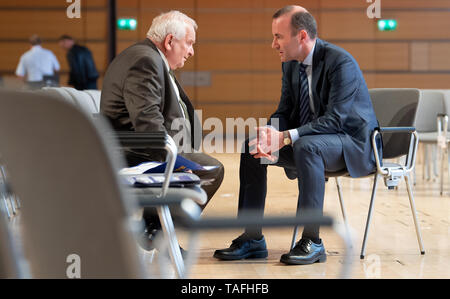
[119,155,217,187]
[119,155,214,175]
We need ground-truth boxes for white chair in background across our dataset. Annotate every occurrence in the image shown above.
[414,90,446,183]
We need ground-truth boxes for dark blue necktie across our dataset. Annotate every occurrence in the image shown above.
[298,63,312,126]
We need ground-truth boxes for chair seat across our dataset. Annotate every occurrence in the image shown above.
[325,170,349,178]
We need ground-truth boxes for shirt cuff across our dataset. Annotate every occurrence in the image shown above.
[288,129,299,145]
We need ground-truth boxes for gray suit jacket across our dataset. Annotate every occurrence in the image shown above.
[270,38,381,178]
[100,39,201,161]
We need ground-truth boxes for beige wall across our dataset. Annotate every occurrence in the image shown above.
[1,0,450,123]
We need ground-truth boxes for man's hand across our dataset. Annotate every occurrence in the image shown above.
[249,126,284,162]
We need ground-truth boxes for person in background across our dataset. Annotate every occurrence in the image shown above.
[58,35,99,90]
[15,34,60,89]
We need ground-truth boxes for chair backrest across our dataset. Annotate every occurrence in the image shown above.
[441,89,450,123]
[0,89,144,278]
[369,88,420,159]
[415,89,446,132]
[61,87,99,114]
[41,87,77,107]
[41,87,99,114]
[84,89,101,112]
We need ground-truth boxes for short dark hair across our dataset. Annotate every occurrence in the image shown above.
[29,34,41,46]
[58,34,73,41]
[273,6,318,39]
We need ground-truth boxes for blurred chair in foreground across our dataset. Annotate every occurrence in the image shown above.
[0,89,145,278]
[0,89,350,278]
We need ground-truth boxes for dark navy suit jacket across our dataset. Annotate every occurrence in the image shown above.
[270,38,381,178]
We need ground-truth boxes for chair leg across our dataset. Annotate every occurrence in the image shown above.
[360,173,379,259]
[440,147,445,196]
[8,195,16,215]
[432,144,439,180]
[335,178,348,223]
[2,195,11,220]
[14,195,20,209]
[447,147,450,194]
[423,144,429,181]
[335,177,352,247]
[157,205,185,278]
[291,226,299,250]
[404,174,425,255]
[0,167,13,218]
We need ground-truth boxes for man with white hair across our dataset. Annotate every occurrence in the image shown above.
[101,11,224,251]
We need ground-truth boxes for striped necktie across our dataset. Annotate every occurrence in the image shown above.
[298,63,312,126]
[169,70,189,120]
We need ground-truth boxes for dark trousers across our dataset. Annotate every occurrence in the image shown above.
[239,134,346,240]
[142,152,224,228]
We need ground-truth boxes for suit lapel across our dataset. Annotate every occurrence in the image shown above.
[311,39,325,117]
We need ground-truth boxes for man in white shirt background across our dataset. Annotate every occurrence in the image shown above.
[15,34,60,89]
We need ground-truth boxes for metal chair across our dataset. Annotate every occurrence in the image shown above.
[291,88,425,259]
[414,90,447,184]
[434,90,450,195]
[0,89,147,278]
[39,87,206,278]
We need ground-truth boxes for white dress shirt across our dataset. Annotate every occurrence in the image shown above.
[288,41,316,144]
[15,45,60,82]
[156,47,186,119]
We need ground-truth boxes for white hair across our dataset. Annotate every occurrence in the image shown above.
[147,10,197,42]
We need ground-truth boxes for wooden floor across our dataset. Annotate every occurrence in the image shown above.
[150,151,450,279]
[6,148,449,279]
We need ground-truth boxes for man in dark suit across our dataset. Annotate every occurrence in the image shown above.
[214,5,381,265]
[100,11,224,250]
[58,35,99,90]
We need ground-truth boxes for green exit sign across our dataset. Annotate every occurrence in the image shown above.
[117,18,137,31]
[377,19,397,31]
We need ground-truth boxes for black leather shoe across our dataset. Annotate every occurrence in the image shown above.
[137,223,161,251]
[213,234,268,260]
[280,238,326,265]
